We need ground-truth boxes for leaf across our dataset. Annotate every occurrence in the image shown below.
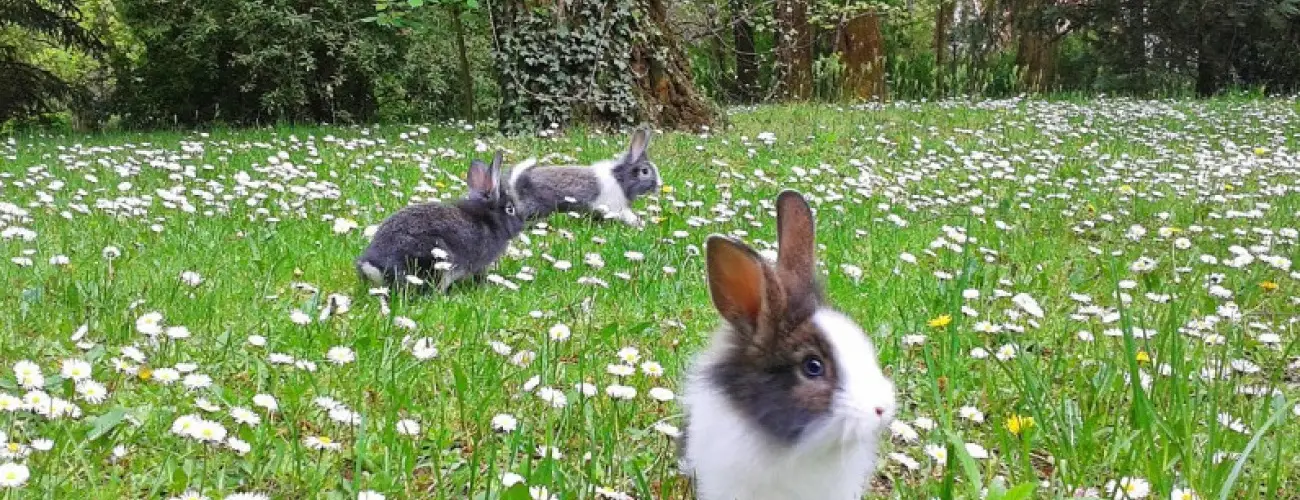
[87,407,127,441]
[407,0,424,7]
[945,432,984,497]
[1004,482,1038,500]
[1218,395,1288,500]
[501,484,531,500]
[465,0,479,8]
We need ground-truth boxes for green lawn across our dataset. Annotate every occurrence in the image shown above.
[1,98,1298,499]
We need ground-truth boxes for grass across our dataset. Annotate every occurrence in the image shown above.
[1,97,1298,499]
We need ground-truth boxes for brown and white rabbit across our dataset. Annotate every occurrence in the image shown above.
[679,190,896,500]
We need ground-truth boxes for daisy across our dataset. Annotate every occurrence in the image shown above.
[303,435,342,451]
[136,312,164,336]
[648,387,675,402]
[327,346,356,365]
[60,359,92,381]
[357,492,385,500]
[640,361,664,376]
[491,413,518,432]
[230,407,261,426]
[252,394,278,412]
[0,462,30,488]
[1105,477,1150,499]
[924,444,947,464]
[395,419,421,436]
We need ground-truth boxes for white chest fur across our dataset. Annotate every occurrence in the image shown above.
[680,349,877,500]
[590,160,630,215]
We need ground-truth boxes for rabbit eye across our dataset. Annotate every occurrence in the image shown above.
[639,167,651,177]
[505,204,516,216]
[801,356,825,378]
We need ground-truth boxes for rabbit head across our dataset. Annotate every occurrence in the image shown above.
[608,127,660,201]
[702,190,895,449]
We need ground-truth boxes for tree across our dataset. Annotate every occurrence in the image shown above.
[489,0,716,133]
[0,0,104,123]
[114,0,400,126]
[731,0,760,102]
[774,0,813,100]
[837,8,887,100]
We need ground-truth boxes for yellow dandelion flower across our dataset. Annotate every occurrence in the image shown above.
[661,185,675,194]
[1006,415,1035,436]
[927,315,952,328]
[1260,281,1278,291]
[138,368,153,381]
[1136,351,1151,363]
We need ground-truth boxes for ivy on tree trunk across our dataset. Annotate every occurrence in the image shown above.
[489,0,715,134]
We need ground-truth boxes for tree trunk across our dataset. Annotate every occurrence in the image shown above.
[1013,0,1057,92]
[839,10,887,101]
[632,0,718,129]
[775,0,813,100]
[1196,40,1220,97]
[1125,0,1147,91]
[933,0,954,96]
[450,2,474,121]
[731,0,759,103]
[490,0,715,132]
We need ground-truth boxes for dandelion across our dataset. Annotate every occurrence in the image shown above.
[927,315,952,328]
[102,246,121,260]
[1260,281,1278,291]
[1005,415,1035,436]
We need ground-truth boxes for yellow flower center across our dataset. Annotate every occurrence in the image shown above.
[318,436,332,444]
[6,443,18,452]
[138,369,153,380]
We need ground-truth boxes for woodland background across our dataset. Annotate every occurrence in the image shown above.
[4,0,1300,133]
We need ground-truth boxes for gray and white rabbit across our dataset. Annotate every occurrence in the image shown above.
[679,190,897,500]
[507,128,659,226]
[356,151,524,293]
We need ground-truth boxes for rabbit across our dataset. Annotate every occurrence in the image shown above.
[506,127,659,227]
[678,190,897,500]
[356,151,525,294]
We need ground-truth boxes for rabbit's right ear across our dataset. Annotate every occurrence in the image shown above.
[626,127,651,161]
[706,235,768,334]
[776,190,816,286]
[467,160,493,196]
[488,151,505,199]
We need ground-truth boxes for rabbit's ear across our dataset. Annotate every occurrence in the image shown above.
[488,151,505,199]
[706,235,769,334]
[775,190,816,287]
[626,127,651,161]
[467,160,492,196]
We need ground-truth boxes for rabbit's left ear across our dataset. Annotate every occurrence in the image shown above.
[626,127,651,161]
[467,160,492,197]
[487,151,505,200]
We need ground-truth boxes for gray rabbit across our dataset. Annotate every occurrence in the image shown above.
[507,128,660,227]
[356,151,525,293]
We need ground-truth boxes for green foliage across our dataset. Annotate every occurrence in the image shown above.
[491,0,639,134]
[0,0,104,124]
[370,6,498,122]
[112,0,402,127]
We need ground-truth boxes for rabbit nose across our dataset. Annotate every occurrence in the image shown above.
[874,407,885,416]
